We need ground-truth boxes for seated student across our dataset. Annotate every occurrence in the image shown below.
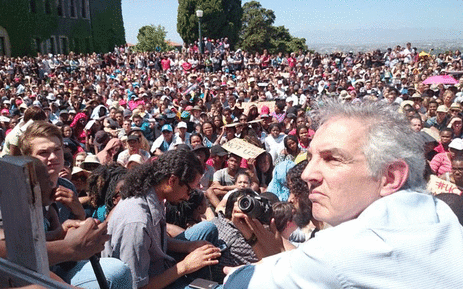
[252,152,274,193]
[191,145,215,190]
[209,188,260,282]
[264,123,286,163]
[215,171,253,215]
[103,149,222,289]
[86,164,128,222]
[166,190,208,237]
[151,124,176,156]
[206,153,258,208]
[439,156,463,191]
[267,160,295,201]
[430,138,463,176]
[272,202,299,242]
[117,132,150,167]
[206,145,228,171]
[0,157,78,286]
[274,135,301,166]
[17,121,132,288]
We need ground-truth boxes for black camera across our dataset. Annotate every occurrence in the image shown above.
[238,195,273,225]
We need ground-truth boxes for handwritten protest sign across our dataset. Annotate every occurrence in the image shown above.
[427,174,462,196]
[222,138,265,160]
[241,101,275,115]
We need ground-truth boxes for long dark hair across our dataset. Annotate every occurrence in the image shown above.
[121,149,204,198]
[87,164,127,209]
[256,152,274,186]
[284,134,300,156]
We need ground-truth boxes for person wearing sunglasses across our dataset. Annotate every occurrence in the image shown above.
[104,149,222,289]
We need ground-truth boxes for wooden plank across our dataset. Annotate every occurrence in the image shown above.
[0,156,49,274]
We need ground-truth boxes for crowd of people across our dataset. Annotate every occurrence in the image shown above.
[0,40,463,288]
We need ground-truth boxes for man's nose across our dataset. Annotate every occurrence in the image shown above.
[301,157,322,188]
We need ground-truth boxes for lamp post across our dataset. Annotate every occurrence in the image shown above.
[196,9,203,54]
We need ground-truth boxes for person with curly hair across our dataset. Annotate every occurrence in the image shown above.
[86,164,127,222]
[103,149,221,289]
[286,160,322,241]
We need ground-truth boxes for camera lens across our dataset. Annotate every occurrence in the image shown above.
[238,196,254,212]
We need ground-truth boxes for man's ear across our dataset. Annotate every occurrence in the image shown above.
[380,160,409,197]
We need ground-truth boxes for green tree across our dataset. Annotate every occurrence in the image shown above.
[239,1,307,54]
[135,25,171,52]
[177,0,242,47]
[270,25,307,54]
[239,1,275,54]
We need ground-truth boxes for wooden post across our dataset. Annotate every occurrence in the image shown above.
[0,156,71,288]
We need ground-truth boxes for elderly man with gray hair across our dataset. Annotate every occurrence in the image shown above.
[225,101,463,288]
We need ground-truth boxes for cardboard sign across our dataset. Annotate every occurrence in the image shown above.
[241,101,275,115]
[222,138,265,160]
[427,174,462,196]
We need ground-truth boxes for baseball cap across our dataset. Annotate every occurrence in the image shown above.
[162,124,173,132]
[127,134,140,141]
[181,111,191,119]
[449,138,463,151]
[192,145,210,160]
[178,122,187,129]
[437,105,449,113]
[210,145,228,157]
[127,154,143,166]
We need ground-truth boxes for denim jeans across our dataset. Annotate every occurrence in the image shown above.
[54,257,132,289]
[167,221,220,289]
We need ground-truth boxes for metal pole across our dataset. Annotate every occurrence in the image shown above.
[198,17,202,54]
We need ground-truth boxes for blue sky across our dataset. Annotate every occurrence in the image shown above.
[122,0,463,45]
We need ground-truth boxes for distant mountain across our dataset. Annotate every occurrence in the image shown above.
[294,27,462,45]
[292,27,463,53]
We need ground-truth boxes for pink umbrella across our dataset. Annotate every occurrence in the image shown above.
[422,75,458,85]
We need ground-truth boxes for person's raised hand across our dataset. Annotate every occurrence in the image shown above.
[179,244,221,275]
[63,218,110,261]
[54,185,86,220]
[231,211,254,240]
[246,217,285,257]
[247,158,256,169]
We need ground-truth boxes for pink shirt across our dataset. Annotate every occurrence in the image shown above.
[430,152,452,176]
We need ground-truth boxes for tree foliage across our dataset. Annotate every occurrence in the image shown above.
[135,25,172,52]
[177,0,242,47]
[238,1,307,54]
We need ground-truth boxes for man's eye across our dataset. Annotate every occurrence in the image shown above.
[324,155,340,163]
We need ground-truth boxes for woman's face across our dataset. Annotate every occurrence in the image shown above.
[63,126,72,138]
[235,174,251,189]
[203,123,213,136]
[257,154,271,173]
[190,135,202,148]
[271,126,280,138]
[287,139,298,154]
